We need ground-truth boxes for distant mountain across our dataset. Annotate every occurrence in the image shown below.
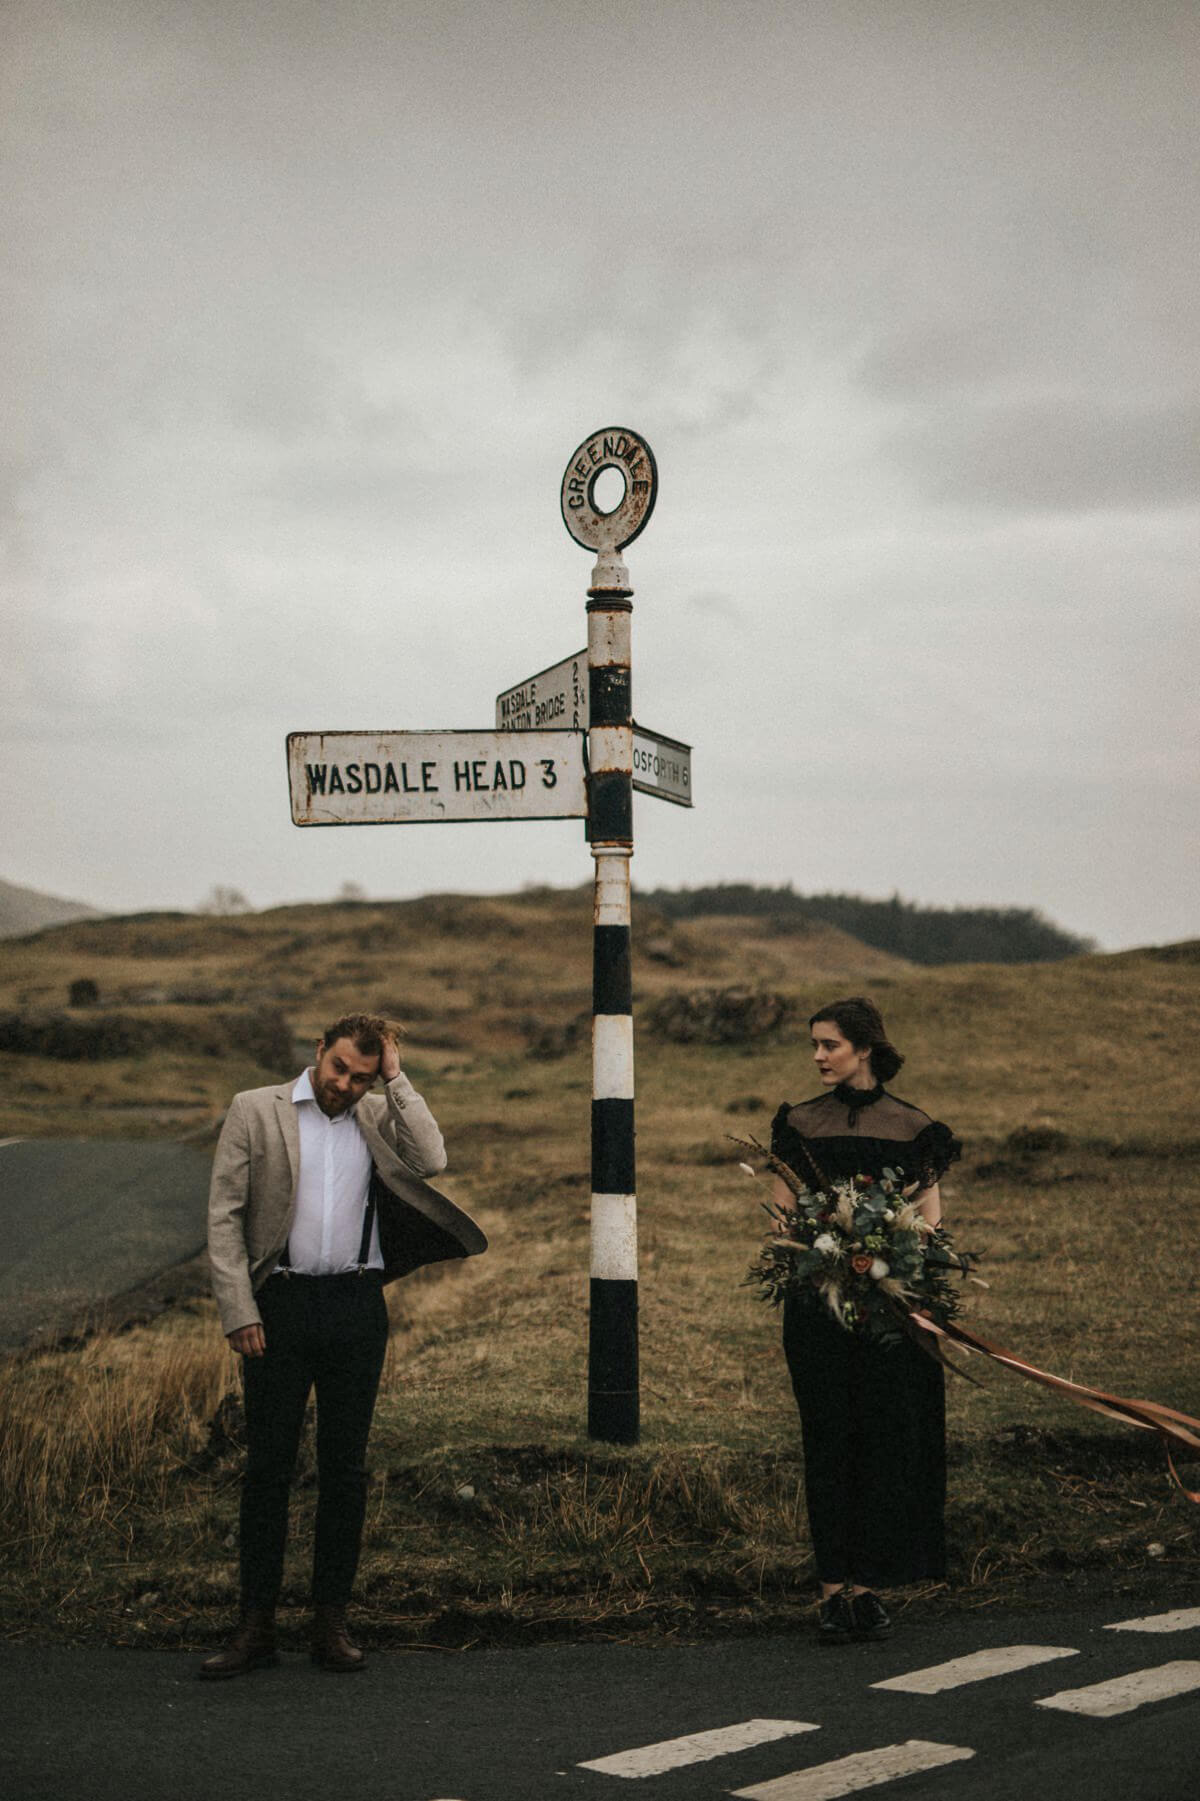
[0,877,105,940]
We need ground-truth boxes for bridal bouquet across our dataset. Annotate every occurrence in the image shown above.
[736,1137,981,1346]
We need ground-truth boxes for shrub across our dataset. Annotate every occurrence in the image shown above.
[1004,1125,1072,1157]
[644,987,794,1044]
[0,1007,294,1073]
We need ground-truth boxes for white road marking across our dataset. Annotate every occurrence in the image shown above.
[731,1740,974,1800]
[872,1644,1078,1693]
[1106,1607,1200,1634]
[1036,1660,1200,1718]
[579,1718,819,1779]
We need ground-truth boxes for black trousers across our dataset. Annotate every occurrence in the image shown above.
[240,1271,389,1610]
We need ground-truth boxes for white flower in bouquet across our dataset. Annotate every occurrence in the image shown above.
[869,1257,890,1280]
[813,1232,840,1256]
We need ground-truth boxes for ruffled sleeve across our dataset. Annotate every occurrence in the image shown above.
[770,1103,834,1192]
[911,1119,962,1190]
[770,1102,794,1159]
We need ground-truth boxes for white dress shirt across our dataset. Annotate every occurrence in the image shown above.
[282,1067,383,1274]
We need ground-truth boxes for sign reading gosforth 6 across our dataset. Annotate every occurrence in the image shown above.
[631,725,691,808]
[560,427,657,552]
[287,730,586,825]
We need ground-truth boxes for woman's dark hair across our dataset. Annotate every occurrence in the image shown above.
[808,996,904,1083]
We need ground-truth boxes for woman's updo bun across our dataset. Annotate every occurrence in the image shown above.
[869,1039,904,1082]
[808,996,905,1084]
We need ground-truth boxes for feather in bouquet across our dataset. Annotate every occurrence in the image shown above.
[734,1134,983,1347]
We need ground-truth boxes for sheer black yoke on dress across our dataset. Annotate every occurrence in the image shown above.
[771,1084,961,1589]
[774,1081,961,1193]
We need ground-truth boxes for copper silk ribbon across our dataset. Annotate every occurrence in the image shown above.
[905,1310,1200,1504]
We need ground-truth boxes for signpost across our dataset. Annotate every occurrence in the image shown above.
[286,423,680,1447]
[560,425,657,1446]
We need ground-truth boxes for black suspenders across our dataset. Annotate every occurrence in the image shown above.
[356,1178,378,1273]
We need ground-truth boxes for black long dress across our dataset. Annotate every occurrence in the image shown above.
[771,1081,962,1588]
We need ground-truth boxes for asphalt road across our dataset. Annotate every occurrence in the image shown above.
[3,1601,1199,1801]
[0,1138,210,1347]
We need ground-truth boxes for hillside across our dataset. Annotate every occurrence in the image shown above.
[0,876,104,941]
[0,889,1193,1144]
[2,887,1199,1645]
[0,890,913,1139]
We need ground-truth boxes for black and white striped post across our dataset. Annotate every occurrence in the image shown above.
[560,428,657,1444]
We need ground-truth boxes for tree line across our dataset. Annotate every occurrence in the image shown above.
[634,884,1095,965]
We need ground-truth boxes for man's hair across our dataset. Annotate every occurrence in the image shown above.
[320,1012,403,1060]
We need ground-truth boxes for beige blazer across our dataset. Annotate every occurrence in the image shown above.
[207,1070,486,1336]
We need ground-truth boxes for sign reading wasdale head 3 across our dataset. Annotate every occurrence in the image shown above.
[560,427,657,553]
[287,730,587,824]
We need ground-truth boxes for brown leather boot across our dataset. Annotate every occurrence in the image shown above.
[197,1609,278,1680]
[309,1604,366,1672]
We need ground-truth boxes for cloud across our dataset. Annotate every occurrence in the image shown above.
[887,394,1200,511]
[684,591,744,622]
[1,0,1196,953]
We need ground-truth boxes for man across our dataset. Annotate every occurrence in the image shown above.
[200,1011,485,1679]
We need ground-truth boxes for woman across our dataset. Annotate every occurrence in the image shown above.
[771,996,960,1645]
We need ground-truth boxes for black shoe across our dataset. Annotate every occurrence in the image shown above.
[309,1605,367,1672]
[817,1588,856,1646]
[197,1610,279,1680]
[852,1590,892,1641]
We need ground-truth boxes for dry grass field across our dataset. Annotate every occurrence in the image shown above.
[1,889,1198,1648]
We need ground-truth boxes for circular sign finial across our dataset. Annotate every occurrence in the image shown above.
[560,427,657,553]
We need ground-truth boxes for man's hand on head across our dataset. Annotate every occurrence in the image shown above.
[380,1033,402,1083]
[228,1323,266,1357]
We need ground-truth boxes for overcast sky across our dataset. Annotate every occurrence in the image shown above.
[4,0,1196,949]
